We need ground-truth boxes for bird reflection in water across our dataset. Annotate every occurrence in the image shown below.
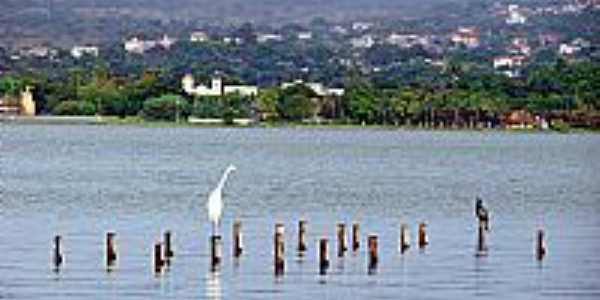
[205,270,222,300]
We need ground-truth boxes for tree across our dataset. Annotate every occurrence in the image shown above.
[345,83,379,124]
[276,84,317,121]
[257,88,280,119]
[0,76,24,96]
[141,94,189,121]
[52,100,96,115]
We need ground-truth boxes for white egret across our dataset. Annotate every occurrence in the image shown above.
[207,164,236,235]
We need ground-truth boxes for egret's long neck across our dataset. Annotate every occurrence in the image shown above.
[216,169,233,192]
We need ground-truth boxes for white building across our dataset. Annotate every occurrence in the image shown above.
[157,35,176,49]
[71,46,99,59]
[451,27,480,48]
[509,37,531,56]
[386,33,427,48]
[493,55,525,78]
[281,80,344,97]
[331,25,348,35]
[257,34,283,43]
[352,22,373,32]
[190,31,209,42]
[124,37,156,54]
[297,32,313,40]
[124,35,175,54]
[506,4,527,25]
[182,75,258,97]
[559,43,581,56]
[351,35,375,49]
[19,46,56,59]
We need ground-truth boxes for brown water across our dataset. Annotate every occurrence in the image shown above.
[1,125,599,299]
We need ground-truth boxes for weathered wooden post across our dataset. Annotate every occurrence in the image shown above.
[164,231,174,261]
[297,220,307,255]
[400,224,410,254]
[319,238,329,275]
[233,221,243,258]
[536,229,546,261]
[106,232,117,269]
[368,235,378,274]
[53,235,63,271]
[418,223,428,248]
[210,235,222,270]
[154,242,163,274]
[352,223,360,251]
[337,223,348,257]
[477,220,487,254]
[274,223,285,275]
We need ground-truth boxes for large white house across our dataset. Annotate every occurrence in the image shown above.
[281,80,345,97]
[182,75,258,97]
[71,46,99,59]
[124,35,176,54]
[506,4,527,25]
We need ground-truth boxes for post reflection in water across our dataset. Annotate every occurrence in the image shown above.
[205,270,222,300]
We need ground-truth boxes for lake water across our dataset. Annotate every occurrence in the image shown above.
[1,125,600,299]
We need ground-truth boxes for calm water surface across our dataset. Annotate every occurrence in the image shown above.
[1,125,600,299]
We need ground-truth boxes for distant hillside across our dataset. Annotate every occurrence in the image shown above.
[0,0,460,48]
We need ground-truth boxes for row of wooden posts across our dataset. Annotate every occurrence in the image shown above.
[52,220,546,275]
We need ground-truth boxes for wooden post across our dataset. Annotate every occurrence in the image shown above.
[164,231,174,260]
[210,235,222,270]
[274,223,285,275]
[106,232,117,269]
[477,220,487,254]
[368,235,378,274]
[154,242,163,273]
[337,223,347,257]
[297,220,307,254]
[352,223,360,252]
[536,229,546,261]
[53,235,63,271]
[418,223,428,248]
[233,221,243,257]
[400,224,410,254]
[319,238,329,275]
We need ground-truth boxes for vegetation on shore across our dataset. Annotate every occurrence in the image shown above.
[2,58,599,130]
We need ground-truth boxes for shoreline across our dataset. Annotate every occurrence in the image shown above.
[2,115,598,133]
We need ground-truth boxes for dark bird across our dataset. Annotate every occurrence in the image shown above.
[475,197,490,231]
[53,235,63,270]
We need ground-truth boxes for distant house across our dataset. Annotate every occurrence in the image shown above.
[509,37,531,56]
[281,80,344,97]
[19,46,57,59]
[297,32,313,40]
[506,4,527,25]
[493,55,526,78]
[352,22,373,32]
[559,43,581,56]
[71,46,99,59]
[190,31,209,43]
[124,37,156,54]
[386,33,427,48]
[451,27,480,48]
[331,25,348,35]
[124,35,175,54]
[504,110,534,129]
[182,75,257,97]
[0,86,36,116]
[350,35,375,49]
[257,33,283,43]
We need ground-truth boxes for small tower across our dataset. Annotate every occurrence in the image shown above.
[182,74,195,95]
[20,86,36,116]
[211,77,223,96]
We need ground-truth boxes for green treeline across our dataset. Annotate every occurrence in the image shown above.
[2,60,599,127]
